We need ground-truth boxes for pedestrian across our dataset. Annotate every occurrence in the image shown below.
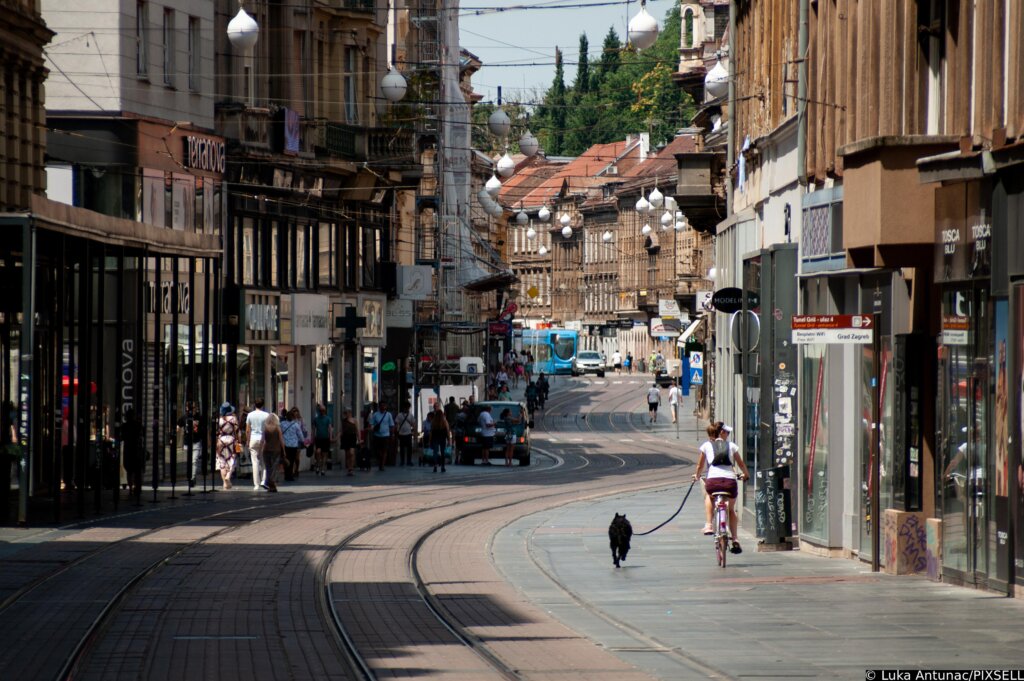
[649,351,657,374]
[625,352,633,374]
[340,409,359,476]
[244,397,270,491]
[536,372,549,407]
[369,401,395,471]
[668,379,681,424]
[496,366,510,388]
[478,404,496,465]
[444,396,460,427]
[498,407,522,467]
[395,402,415,466]
[260,413,285,492]
[428,403,449,473]
[524,351,534,383]
[647,382,661,424]
[498,383,511,401]
[215,402,238,490]
[612,349,622,374]
[119,408,144,499]
[281,408,306,481]
[525,380,539,421]
[312,404,333,476]
[178,401,204,488]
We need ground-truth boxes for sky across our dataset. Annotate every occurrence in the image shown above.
[458,0,677,106]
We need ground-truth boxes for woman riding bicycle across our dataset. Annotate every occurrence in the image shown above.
[692,421,750,554]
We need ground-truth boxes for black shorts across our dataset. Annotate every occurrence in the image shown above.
[315,437,331,452]
[481,435,495,451]
[648,402,659,412]
[704,477,739,498]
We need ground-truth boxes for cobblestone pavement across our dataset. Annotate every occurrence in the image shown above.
[1,374,1021,680]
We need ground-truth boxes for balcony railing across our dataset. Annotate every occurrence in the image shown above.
[307,120,415,164]
[216,104,271,151]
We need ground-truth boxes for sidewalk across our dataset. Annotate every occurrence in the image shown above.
[495,486,1024,680]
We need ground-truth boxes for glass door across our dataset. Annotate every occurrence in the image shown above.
[938,287,992,584]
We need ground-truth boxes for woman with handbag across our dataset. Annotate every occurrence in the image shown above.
[215,402,239,490]
[260,413,286,492]
[282,408,306,482]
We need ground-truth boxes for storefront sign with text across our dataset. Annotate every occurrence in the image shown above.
[792,314,874,344]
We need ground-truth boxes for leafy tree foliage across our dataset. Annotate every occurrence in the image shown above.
[528,7,694,157]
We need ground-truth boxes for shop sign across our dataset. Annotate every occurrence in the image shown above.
[565,320,582,331]
[290,294,331,346]
[241,291,280,344]
[398,265,433,301]
[488,322,510,335]
[147,280,190,315]
[934,181,992,282]
[696,290,713,312]
[658,299,682,317]
[791,314,873,344]
[183,135,226,174]
[386,298,414,328]
[359,296,386,346]
[650,317,682,338]
[941,315,969,346]
[711,287,759,314]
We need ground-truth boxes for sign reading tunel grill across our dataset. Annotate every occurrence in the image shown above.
[791,314,874,344]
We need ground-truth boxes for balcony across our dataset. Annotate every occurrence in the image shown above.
[308,121,415,164]
[216,104,271,152]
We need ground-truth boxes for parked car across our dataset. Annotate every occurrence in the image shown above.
[572,350,605,377]
[451,401,531,466]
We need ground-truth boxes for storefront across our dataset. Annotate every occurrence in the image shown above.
[1,198,221,524]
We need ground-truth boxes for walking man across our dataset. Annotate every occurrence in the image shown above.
[668,379,681,424]
[612,349,622,374]
[646,383,661,424]
[369,402,395,471]
[244,398,270,491]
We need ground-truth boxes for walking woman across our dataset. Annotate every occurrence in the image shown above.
[215,402,239,490]
[261,413,286,492]
[498,407,521,467]
[340,409,359,476]
[281,408,306,481]
[428,404,449,473]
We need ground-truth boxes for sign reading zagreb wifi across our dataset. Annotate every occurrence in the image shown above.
[791,314,873,345]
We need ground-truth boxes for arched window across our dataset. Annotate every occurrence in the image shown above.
[683,8,694,49]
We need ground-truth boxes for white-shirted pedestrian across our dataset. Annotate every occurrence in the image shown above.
[668,380,681,424]
[244,398,270,491]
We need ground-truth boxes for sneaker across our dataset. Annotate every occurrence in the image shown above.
[702,525,713,535]
[730,540,743,555]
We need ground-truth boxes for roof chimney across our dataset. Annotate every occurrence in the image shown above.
[639,132,650,162]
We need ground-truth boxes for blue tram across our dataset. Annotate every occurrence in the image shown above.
[520,329,578,375]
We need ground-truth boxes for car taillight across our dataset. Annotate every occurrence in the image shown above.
[463,436,469,443]
[519,436,525,443]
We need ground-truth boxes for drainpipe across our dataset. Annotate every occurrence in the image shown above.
[726,0,736,216]
[797,0,809,186]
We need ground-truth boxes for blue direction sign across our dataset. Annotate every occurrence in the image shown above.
[690,367,704,385]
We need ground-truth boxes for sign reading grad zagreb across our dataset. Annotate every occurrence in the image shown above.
[791,314,874,345]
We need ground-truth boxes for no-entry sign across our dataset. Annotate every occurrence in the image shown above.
[791,314,874,344]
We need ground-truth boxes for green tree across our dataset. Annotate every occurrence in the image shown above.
[595,27,622,83]
[573,34,590,94]
[534,47,567,155]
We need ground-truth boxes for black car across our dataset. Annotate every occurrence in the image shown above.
[451,401,531,466]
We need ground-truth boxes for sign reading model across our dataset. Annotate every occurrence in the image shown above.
[791,314,874,344]
[710,287,759,314]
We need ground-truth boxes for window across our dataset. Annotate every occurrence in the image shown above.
[136,2,148,76]
[344,48,358,123]
[163,8,175,87]
[188,16,199,91]
[319,222,334,287]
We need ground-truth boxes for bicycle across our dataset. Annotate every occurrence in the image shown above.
[711,491,731,568]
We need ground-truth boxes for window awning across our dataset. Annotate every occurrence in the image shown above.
[676,316,704,346]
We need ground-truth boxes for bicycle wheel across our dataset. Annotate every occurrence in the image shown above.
[717,534,728,568]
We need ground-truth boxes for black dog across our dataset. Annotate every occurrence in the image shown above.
[608,513,633,568]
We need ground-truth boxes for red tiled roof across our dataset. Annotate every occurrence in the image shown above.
[509,140,645,208]
[614,134,699,195]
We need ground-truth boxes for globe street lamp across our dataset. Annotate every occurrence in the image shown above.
[381,69,408,102]
[628,0,659,51]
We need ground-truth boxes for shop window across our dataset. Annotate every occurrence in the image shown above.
[344,48,358,124]
[188,16,200,92]
[171,174,194,231]
[142,169,165,227]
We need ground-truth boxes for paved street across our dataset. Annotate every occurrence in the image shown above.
[1,376,1022,680]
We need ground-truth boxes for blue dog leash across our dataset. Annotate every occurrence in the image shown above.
[634,478,698,536]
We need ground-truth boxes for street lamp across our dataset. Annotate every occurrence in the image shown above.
[649,186,664,209]
[227,7,259,51]
[561,225,573,238]
[519,129,539,157]
[538,205,551,222]
[628,0,659,51]
[516,210,529,225]
[381,69,408,102]
[526,226,537,240]
[641,223,652,236]
[635,194,651,214]
[488,108,511,137]
[497,152,516,178]
[485,174,502,197]
[602,230,613,243]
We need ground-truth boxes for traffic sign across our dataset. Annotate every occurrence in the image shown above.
[689,367,704,385]
[689,351,704,368]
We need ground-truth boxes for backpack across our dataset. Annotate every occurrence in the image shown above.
[710,439,732,467]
